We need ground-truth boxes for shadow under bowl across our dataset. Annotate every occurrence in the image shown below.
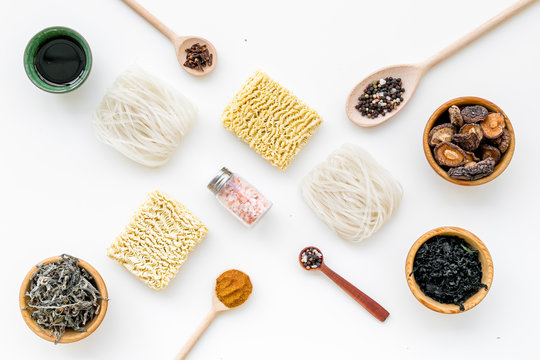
[423,96,515,186]
[405,226,493,314]
[19,256,108,343]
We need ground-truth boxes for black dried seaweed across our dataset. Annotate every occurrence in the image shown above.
[411,236,488,311]
[25,254,106,343]
[460,243,477,253]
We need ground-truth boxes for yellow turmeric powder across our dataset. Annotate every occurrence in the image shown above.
[215,269,252,308]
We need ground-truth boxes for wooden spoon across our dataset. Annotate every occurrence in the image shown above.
[346,0,537,127]
[299,247,389,322]
[174,269,252,360]
[122,0,217,76]
[174,289,229,360]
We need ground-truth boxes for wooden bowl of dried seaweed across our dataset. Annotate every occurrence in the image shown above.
[423,96,515,185]
[405,227,493,314]
[19,254,108,343]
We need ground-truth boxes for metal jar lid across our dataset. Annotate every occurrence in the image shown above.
[207,167,233,194]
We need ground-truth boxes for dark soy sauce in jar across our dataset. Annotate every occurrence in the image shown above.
[34,36,86,86]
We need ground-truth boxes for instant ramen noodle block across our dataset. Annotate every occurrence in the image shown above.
[107,190,208,290]
[222,71,322,170]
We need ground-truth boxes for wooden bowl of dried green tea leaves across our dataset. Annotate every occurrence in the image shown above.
[19,254,109,343]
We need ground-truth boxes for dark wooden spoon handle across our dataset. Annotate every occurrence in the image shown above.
[320,263,389,322]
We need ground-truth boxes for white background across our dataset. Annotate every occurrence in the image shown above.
[1,0,539,359]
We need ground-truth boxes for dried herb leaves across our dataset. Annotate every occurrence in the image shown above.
[411,235,488,311]
[24,254,106,342]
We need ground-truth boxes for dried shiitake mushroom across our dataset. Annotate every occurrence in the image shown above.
[464,151,480,163]
[428,123,456,146]
[434,142,467,167]
[481,113,506,139]
[460,123,484,143]
[449,105,464,127]
[480,144,501,163]
[492,128,511,153]
[448,158,496,181]
[429,103,512,182]
[461,105,488,123]
[452,132,480,151]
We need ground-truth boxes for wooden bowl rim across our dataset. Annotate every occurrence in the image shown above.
[19,256,108,343]
[405,226,494,314]
[423,96,515,186]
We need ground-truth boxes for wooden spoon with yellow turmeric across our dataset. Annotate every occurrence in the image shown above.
[174,270,252,360]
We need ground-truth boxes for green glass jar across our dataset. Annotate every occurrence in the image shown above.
[24,26,92,93]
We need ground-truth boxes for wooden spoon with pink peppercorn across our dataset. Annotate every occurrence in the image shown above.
[346,0,537,128]
[299,246,389,322]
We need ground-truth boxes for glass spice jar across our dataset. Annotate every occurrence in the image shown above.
[208,167,272,227]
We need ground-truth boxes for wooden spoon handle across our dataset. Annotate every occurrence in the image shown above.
[422,0,537,71]
[174,310,218,360]
[320,263,389,322]
[122,0,178,42]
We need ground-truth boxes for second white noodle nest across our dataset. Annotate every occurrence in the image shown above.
[93,67,197,167]
[301,143,403,243]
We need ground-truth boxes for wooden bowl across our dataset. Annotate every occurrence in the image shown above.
[423,97,515,186]
[19,256,108,343]
[405,227,493,314]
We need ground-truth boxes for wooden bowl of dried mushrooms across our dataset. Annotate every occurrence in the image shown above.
[19,255,108,343]
[423,97,515,185]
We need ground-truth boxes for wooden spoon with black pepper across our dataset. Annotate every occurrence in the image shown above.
[346,0,537,127]
[122,0,217,76]
[299,247,389,322]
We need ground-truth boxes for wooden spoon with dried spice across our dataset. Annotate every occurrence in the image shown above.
[174,270,252,360]
[346,0,537,127]
[122,0,217,76]
[299,247,389,322]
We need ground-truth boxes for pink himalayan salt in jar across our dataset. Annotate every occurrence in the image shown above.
[208,167,272,227]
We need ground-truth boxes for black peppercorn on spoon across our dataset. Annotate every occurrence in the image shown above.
[346,0,537,128]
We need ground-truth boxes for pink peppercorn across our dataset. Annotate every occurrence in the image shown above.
[208,167,272,227]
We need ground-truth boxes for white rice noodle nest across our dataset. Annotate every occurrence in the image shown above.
[301,143,403,243]
[93,67,197,167]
